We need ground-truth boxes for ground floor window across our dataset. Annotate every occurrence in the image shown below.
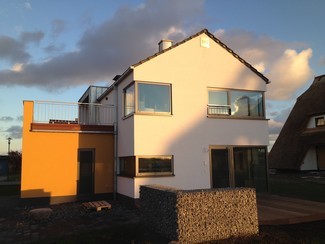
[210,146,267,192]
[119,155,174,177]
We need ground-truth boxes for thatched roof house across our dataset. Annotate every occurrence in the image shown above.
[269,75,325,170]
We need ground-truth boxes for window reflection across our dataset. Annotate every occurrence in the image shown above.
[138,83,171,113]
[208,89,264,118]
[124,84,135,116]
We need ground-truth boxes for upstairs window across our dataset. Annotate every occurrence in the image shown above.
[138,83,171,114]
[123,81,172,117]
[208,89,264,118]
[315,117,325,127]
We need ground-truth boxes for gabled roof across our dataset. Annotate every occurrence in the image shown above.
[269,75,325,170]
[98,28,269,101]
[132,29,269,84]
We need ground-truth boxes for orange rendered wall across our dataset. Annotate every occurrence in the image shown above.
[21,101,114,204]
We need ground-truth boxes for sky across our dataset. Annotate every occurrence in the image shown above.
[0,0,324,154]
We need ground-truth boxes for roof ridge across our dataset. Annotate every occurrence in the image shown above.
[132,28,269,84]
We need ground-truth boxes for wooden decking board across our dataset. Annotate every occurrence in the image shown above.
[257,194,325,208]
[257,194,325,226]
[258,205,306,218]
[257,199,324,214]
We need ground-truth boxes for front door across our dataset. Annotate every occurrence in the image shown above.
[211,148,230,188]
[78,150,94,196]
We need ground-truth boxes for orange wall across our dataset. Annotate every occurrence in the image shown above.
[21,101,114,203]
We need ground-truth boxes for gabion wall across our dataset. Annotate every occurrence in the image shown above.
[140,185,258,243]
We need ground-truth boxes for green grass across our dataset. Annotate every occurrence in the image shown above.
[269,173,325,202]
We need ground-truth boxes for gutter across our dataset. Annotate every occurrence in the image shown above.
[113,83,118,200]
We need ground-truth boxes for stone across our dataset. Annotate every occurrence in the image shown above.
[29,208,53,220]
[140,185,259,243]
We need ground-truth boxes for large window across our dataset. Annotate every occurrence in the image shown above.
[119,156,174,177]
[208,89,264,118]
[123,82,171,117]
[138,83,171,113]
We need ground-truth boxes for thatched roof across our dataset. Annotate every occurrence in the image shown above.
[269,75,325,170]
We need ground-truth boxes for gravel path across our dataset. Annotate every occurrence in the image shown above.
[0,196,140,243]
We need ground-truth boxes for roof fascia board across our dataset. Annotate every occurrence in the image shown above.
[97,67,134,102]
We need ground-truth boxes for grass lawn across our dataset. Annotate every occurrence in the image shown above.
[269,172,325,202]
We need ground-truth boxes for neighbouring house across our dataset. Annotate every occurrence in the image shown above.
[269,75,325,171]
[21,29,270,204]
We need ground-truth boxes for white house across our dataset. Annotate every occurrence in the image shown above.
[98,29,270,200]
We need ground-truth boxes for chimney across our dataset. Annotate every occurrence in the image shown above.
[158,39,173,52]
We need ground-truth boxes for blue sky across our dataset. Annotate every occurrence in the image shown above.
[0,0,324,154]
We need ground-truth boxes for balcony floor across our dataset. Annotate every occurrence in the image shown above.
[31,123,114,132]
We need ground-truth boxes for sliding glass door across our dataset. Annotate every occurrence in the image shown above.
[211,147,267,192]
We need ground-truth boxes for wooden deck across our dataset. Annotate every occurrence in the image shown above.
[257,194,325,225]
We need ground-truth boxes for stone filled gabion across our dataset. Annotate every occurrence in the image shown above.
[140,185,259,243]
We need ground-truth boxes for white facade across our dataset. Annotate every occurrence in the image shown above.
[100,30,269,199]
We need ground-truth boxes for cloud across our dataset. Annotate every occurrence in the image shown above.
[51,19,66,37]
[20,31,44,44]
[44,44,65,54]
[6,125,22,139]
[215,29,314,100]
[0,36,30,63]
[25,2,32,10]
[268,107,292,135]
[0,31,44,64]
[267,48,313,100]
[11,63,24,72]
[0,0,204,89]
[0,116,14,122]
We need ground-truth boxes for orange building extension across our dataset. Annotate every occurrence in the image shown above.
[21,101,114,204]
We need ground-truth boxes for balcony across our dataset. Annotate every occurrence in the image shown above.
[207,105,231,116]
[30,101,115,132]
